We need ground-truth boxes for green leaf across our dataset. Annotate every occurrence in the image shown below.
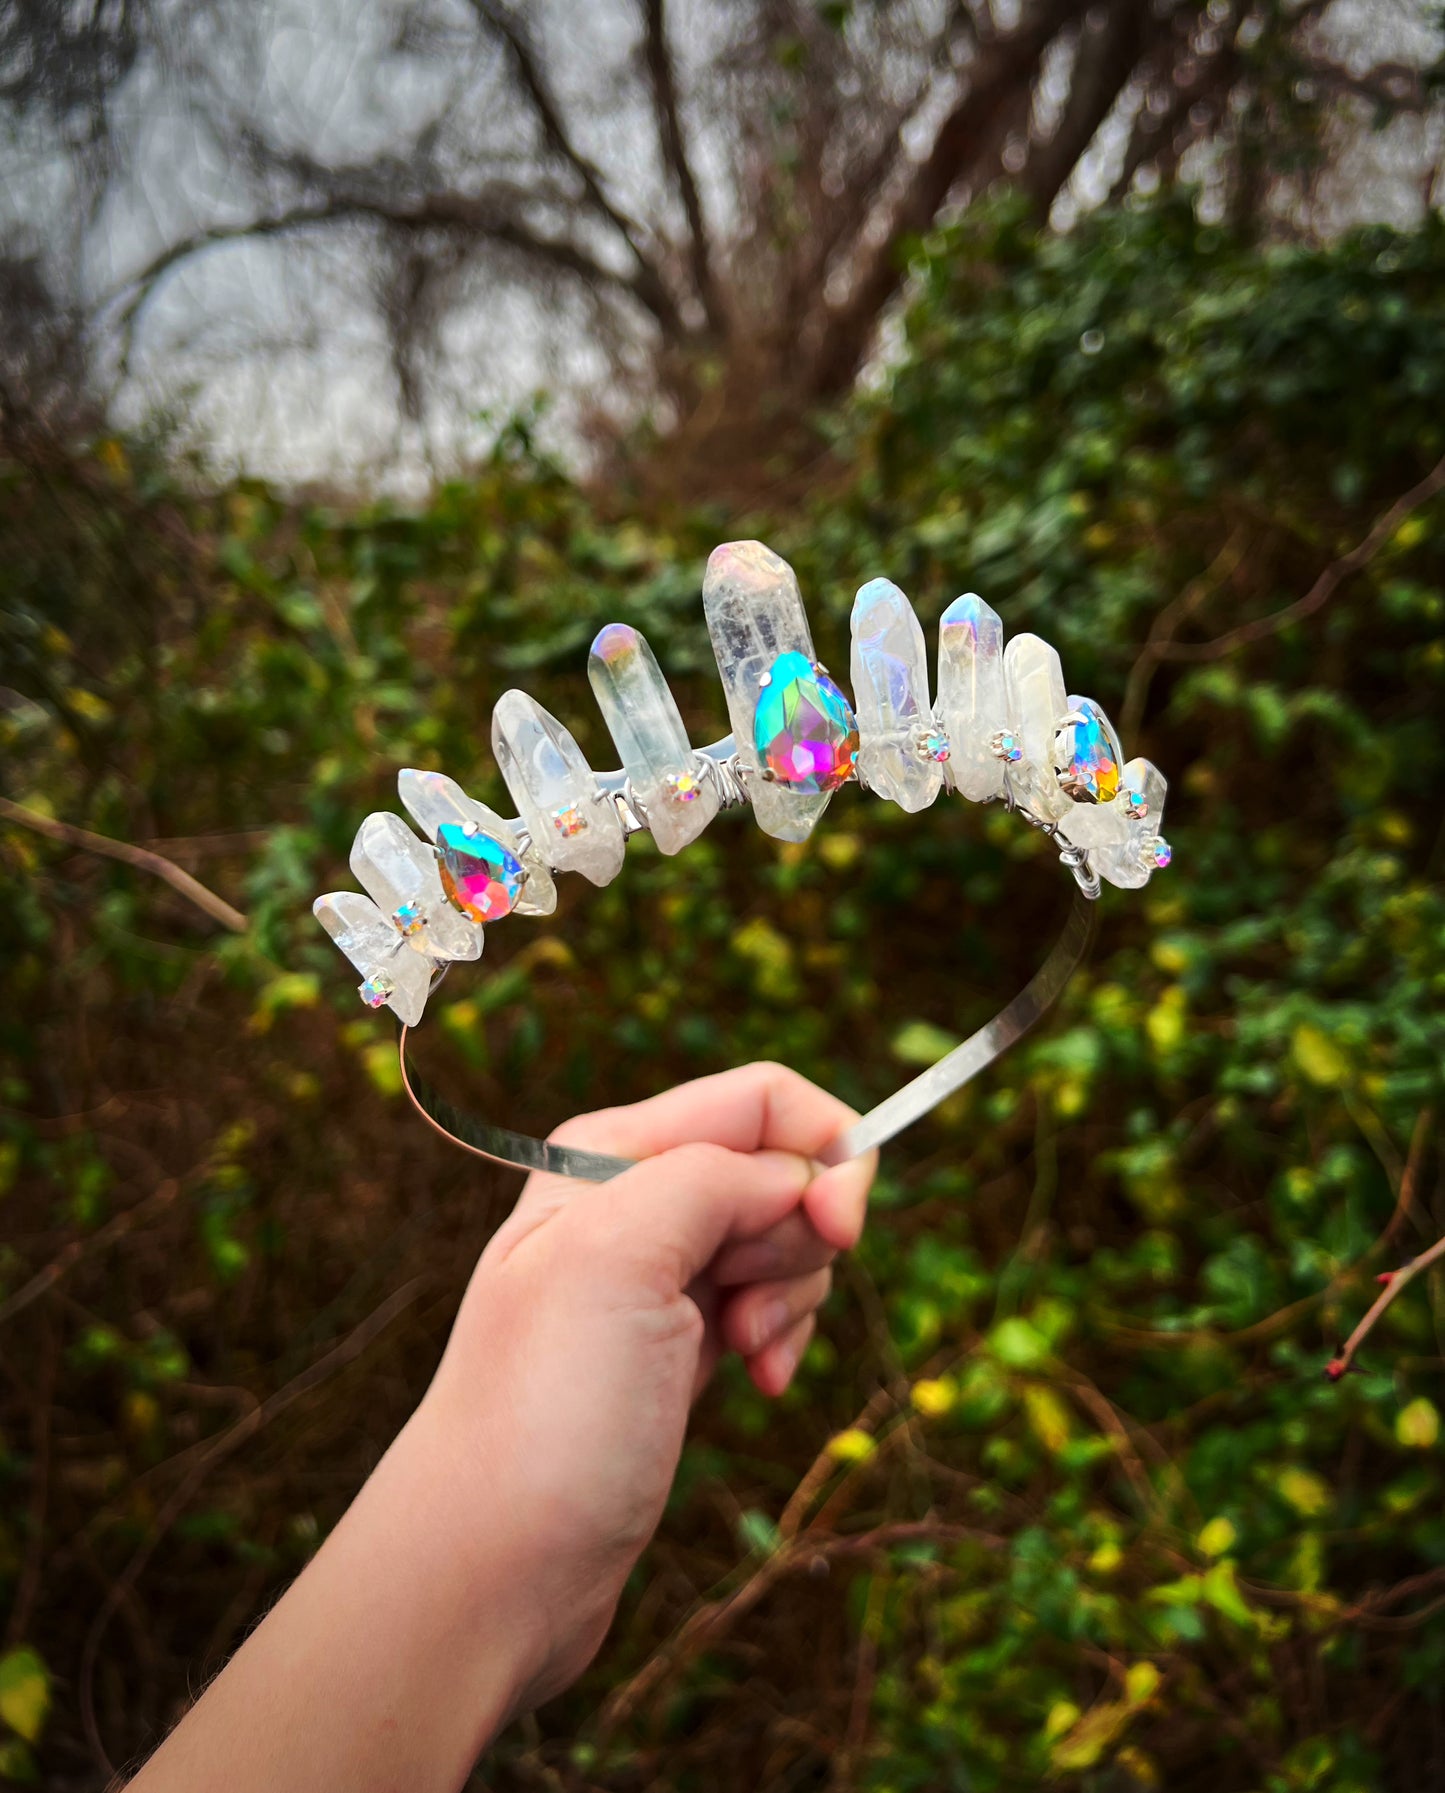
[890,1020,962,1067]
[0,1649,49,1745]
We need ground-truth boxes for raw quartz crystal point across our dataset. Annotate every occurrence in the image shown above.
[397,768,556,918]
[935,592,1008,803]
[702,540,835,843]
[1097,757,1168,889]
[849,578,941,812]
[491,688,625,886]
[1055,695,1129,851]
[587,622,719,855]
[313,890,433,1026]
[349,811,481,961]
[1002,632,1071,822]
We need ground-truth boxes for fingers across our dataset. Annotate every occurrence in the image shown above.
[721,1266,832,1356]
[520,1062,878,1244]
[711,1209,835,1286]
[746,1314,815,1398]
[547,1060,861,1166]
[583,1141,815,1291]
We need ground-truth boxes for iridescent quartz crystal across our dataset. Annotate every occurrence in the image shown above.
[1002,632,1071,822]
[849,578,941,812]
[703,541,837,843]
[491,689,625,886]
[1097,757,1169,889]
[397,768,556,918]
[313,890,435,1026]
[588,622,719,855]
[350,812,481,961]
[935,592,1008,803]
[1055,695,1129,851]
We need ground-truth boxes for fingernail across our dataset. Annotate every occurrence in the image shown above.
[774,1334,801,1386]
[753,1150,816,1191]
[752,1297,790,1352]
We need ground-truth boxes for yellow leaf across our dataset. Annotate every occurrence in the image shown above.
[818,832,861,869]
[1276,1467,1331,1518]
[1292,1023,1350,1088]
[910,1377,956,1417]
[1144,986,1187,1054]
[1049,1698,1134,1773]
[1197,1516,1237,1559]
[0,1648,50,1744]
[1124,1661,1161,1704]
[1089,1541,1124,1576]
[361,1042,403,1098]
[1044,1700,1081,1741]
[826,1428,876,1464]
[1396,1397,1440,1450]
[1023,1385,1073,1455]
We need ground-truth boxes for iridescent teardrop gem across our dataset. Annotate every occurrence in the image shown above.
[436,822,525,924]
[752,651,859,794]
[1059,697,1122,804]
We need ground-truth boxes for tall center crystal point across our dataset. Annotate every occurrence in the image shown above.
[752,651,859,793]
[436,822,525,923]
[1060,698,1122,804]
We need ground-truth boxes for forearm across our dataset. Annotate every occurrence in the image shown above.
[128,1402,536,1793]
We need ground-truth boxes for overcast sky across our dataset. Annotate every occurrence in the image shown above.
[7,0,1442,491]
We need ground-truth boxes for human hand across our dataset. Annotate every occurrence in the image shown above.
[128,1063,874,1793]
[414,1061,876,1711]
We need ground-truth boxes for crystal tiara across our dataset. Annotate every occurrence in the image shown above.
[314,541,1170,1182]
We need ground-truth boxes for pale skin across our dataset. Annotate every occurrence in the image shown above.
[127,1063,877,1793]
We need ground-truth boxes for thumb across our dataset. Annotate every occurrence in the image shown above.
[601,1142,815,1291]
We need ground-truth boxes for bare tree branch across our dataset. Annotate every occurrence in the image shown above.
[467,0,651,265]
[1021,0,1157,217]
[803,0,1083,402]
[0,796,249,932]
[1160,451,1445,664]
[640,0,722,337]
[105,193,677,375]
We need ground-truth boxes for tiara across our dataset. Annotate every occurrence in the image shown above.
[314,541,1170,1182]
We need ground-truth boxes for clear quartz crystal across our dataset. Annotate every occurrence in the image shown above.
[397,768,556,916]
[313,890,435,1027]
[1097,757,1168,889]
[491,689,625,886]
[935,592,1008,803]
[702,540,832,843]
[849,578,941,812]
[588,623,720,854]
[350,812,481,960]
[1055,694,1130,851]
[1002,632,1071,821]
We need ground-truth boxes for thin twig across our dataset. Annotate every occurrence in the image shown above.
[0,1180,182,1330]
[1327,1231,1445,1382]
[0,797,248,932]
[1160,453,1445,666]
[594,1519,1004,1740]
[78,1276,426,1775]
[1106,1106,1433,1353]
[1118,528,1248,742]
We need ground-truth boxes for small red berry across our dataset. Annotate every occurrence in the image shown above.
[1325,1358,1347,1382]
[1376,1272,1395,1286]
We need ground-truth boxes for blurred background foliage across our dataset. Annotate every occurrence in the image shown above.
[4,191,1445,1792]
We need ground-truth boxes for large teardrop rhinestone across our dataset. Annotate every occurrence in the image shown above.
[1059,697,1122,804]
[752,651,860,794]
[436,822,525,923]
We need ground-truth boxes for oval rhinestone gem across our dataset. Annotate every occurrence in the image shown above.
[436,822,525,924]
[752,651,859,794]
[1060,697,1122,804]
